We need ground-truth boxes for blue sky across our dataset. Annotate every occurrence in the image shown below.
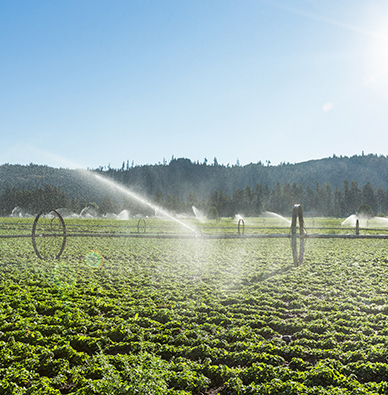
[1,0,388,169]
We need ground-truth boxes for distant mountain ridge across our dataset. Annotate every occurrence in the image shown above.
[1,154,388,202]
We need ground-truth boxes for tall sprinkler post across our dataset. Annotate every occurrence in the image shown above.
[291,204,306,266]
[238,219,245,235]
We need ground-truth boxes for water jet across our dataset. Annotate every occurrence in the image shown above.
[263,211,291,226]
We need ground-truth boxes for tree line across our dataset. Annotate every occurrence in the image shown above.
[3,154,388,209]
[1,180,387,218]
[155,180,386,218]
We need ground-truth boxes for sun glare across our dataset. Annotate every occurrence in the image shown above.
[377,38,388,75]
[367,19,388,84]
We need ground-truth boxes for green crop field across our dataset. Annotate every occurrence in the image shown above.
[1,217,388,394]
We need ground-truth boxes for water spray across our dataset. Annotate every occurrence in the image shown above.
[4,201,388,265]
[89,171,198,235]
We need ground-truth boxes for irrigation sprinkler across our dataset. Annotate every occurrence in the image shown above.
[291,204,306,266]
[2,205,388,264]
[137,218,146,233]
[238,219,245,235]
[32,210,67,260]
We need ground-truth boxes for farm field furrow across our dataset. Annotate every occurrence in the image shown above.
[1,218,388,394]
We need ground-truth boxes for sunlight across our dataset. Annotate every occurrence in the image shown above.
[376,38,388,76]
[366,19,388,85]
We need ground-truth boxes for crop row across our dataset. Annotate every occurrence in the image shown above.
[1,222,388,393]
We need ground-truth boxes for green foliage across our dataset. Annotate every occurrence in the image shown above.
[2,220,388,393]
[3,154,388,216]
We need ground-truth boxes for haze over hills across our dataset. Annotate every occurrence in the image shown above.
[1,154,388,199]
[1,154,388,217]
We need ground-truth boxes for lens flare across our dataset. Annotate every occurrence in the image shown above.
[86,250,104,268]
[323,102,333,112]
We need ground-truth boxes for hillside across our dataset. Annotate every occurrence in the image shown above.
[1,154,388,201]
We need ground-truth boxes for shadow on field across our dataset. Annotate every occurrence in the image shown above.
[245,264,295,284]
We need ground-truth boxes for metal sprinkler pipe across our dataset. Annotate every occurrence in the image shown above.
[238,219,245,235]
[291,204,306,266]
[4,205,388,263]
[31,209,67,260]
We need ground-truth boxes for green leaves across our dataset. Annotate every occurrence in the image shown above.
[2,218,388,393]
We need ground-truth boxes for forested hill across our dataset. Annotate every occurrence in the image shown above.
[1,154,388,200]
[2,154,388,217]
[0,155,388,195]
[0,155,388,199]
